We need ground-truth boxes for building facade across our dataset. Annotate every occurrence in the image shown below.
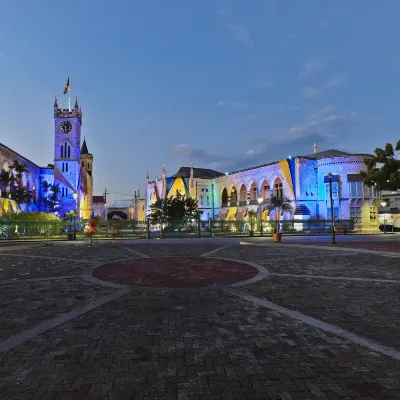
[146,149,380,232]
[0,97,93,219]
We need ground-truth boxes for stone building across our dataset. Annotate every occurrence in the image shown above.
[0,96,93,219]
[146,147,380,232]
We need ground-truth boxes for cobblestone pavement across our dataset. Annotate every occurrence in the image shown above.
[0,241,399,399]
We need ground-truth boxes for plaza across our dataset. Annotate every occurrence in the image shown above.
[0,237,399,399]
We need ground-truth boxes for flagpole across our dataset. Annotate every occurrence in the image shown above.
[68,80,71,112]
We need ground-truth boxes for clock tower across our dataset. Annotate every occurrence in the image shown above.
[53,96,83,217]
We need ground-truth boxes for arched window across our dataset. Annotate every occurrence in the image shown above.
[65,188,68,197]
[250,182,258,201]
[67,146,70,158]
[66,163,68,172]
[62,187,65,197]
[261,180,270,199]
[61,146,64,158]
[274,178,283,197]
[62,163,64,172]
[230,186,237,203]
[239,184,247,202]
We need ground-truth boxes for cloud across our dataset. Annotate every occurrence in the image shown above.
[299,58,324,79]
[303,74,347,98]
[227,24,254,47]
[170,108,357,172]
[216,100,227,107]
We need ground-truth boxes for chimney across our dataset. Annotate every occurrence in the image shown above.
[313,143,317,154]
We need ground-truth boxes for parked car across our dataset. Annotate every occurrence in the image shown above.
[379,224,400,232]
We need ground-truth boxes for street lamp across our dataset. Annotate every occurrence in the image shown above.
[73,192,78,240]
[327,173,336,244]
[381,200,387,234]
[258,197,263,237]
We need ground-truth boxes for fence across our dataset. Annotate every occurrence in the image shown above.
[0,217,354,240]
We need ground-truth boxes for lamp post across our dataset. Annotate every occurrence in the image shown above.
[258,197,263,236]
[328,173,336,244]
[73,192,78,240]
[381,200,387,234]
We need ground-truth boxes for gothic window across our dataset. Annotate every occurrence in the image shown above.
[65,188,68,197]
[62,187,65,197]
[66,163,69,172]
[68,146,70,158]
[274,178,283,197]
[61,146,64,158]
[62,163,64,172]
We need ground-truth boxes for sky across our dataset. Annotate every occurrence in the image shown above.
[1,1,399,205]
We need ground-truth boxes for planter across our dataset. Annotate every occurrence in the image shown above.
[67,233,73,241]
[273,233,282,242]
[249,230,254,237]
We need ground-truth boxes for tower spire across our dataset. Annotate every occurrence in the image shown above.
[74,96,79,109]
[54,96,58,108]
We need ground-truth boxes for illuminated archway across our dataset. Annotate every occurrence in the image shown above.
[230,186,237,203]
[261,179,270,199]
[239,184,247,202]
[221,188,228,205]
[250,182,258,201]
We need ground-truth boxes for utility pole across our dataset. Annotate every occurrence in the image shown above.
[104,188,110,220]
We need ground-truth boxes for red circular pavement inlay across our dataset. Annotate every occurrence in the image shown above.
[92,257,258,288]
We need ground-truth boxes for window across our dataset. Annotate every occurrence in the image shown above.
[349,181,363,198]
[61,146,64,158]
[65,188,68,197]
[66,163,68,172]
[81,161,84,167]
[207,196,209,205]
[274,182,283,197]
[365,185,376,198]
[350,207,362,223]
[68,146,70,158]
[206,189,208,192]
[325,182,339,200]
[200,196,203,205]
[327,207,339,220]
[62,162,64,172]
[62,187,65,197]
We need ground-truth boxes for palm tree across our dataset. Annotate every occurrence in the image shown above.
[11,160,29,187]
[47,184,61,213]
[264,196,293,234]
[41,180,51,212]
[0,170,16,198]
[247,210,257,235]
[13,187,33,207]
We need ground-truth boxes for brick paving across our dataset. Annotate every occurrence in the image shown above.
[93,257,258,288]
[0,241,399,399]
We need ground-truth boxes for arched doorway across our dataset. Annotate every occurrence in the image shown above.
[250,182,258,201]
[221,188,228,206]
[239,184,247,204]
[230,186,237,204]
[108,210,128,220]
[261,179,270,199]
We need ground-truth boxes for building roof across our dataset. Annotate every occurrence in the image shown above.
[0,142,41,169]
[171,167,225,179]
[302,149,373,160]
[80,139,89,155]
[93,195,105,204]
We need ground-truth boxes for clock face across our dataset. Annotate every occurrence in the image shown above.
[60,121,72,133]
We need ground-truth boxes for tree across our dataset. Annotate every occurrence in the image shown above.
[47,184,61,213]
[264,196,293,234]
[10,160,29,187]
[149,193,203,231]
[0,170,16,198]
[41,180,51,212]
[360,141,400,191]
[13,187,33,206]
[247,210,257,233]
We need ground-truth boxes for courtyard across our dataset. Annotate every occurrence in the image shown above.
[0,238,399,399]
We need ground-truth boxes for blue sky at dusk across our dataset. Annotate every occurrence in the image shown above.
[0,1,399,205]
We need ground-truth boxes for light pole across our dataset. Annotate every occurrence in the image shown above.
[381,200,387,234]
[258,197,263,236]
[328,173,336,244]
[73,192,78,240]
